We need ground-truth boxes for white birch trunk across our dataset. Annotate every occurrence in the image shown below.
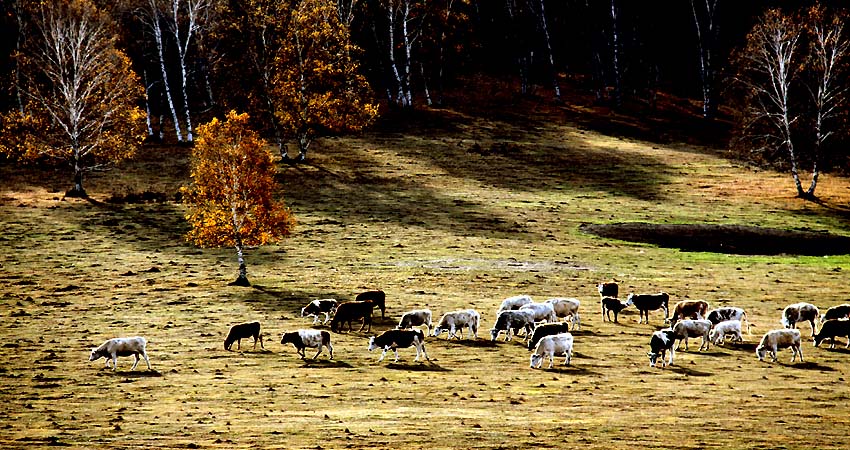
[610,0,621,106]
[148,0,184,142]
[535,0,560,100]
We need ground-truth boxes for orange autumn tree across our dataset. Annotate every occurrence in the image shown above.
[182,110,294,286]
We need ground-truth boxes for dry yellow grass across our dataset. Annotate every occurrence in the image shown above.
[1,100,849,449]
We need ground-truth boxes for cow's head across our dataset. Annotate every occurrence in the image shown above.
[89,348,101,361]
[647,351,660,367]
[489,328,500,341]
[755,345,766,361]
[367,336,377,351]
[625,293,635,306]
[530,353,543,369]
[432,327,444,338]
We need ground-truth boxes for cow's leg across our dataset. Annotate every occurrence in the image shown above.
[312,345,323,359]
[327,342,334,359]
[796,344,803,362]
[393,349,400,363]
[111,355,119,371]
[420,342,429,361]
[130,354,140,371]
[378,348,387,362]
[564,350,572,366]
[547,353,555,369]
[236,339,241,351]
[141,351,152,370]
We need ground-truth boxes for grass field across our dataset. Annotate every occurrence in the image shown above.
[2,91,850,449]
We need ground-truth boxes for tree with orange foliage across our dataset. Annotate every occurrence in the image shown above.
[272,0,378,161]
[182,110,294,286]
[0,0,145,197]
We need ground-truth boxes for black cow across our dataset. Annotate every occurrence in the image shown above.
[330,301,374,333]
[224,322,263,351]
[647,328,677,367]
[356,290,387,319]
[601,297,629,323]
[814,319,850,349]
[626,292,670,324]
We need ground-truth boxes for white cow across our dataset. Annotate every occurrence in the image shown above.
[781,302,820,337]
[671,319,712,351]
[530,333,574,369]
[398,309,433,334]
[89,337,152,371]
[708,320,744,346]
[544,298,581,330]
[496,295,533,316]
[756,329,803,363]
[433,309,480,340]
[519,302,557,324]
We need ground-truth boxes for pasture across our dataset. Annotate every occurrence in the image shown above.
[2,95,850,449]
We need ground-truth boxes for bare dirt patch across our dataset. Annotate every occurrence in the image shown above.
[580,222,850,255]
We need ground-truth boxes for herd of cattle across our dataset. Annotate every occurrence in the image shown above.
[88,285,850,371]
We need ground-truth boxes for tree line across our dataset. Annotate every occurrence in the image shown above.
[1,0,848,197]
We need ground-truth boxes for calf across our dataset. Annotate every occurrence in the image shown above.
[496,295,533,316]
[545,297,581,330]
[356,290,386,319]
[671,319,712,351]
[330,301,374,333]
[527,322,570,351]
[368,329,428,362]
[518,301,557,324]
[821,303,850,322]
[433,309,480,340]
[647,328,676,368]
[597,282,618,299]
[781,302,820,337]
[626,292,669,324]
[667,300,710,327]
[224,321,264,351]
[601,296,629,323]
[398,309,432,334]
[530,333,574,369]
[813,319,850,349]
[756,329,803,363]
[708,320,744,346]
[301,299,338,325]
[89,337,151,371]
[490,309,536,342]
[280,330,333,359]
[707,307,750,334]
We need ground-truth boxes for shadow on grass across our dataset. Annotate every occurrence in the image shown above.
[432,339,498,348]
[536,365,597,376]
[668,366,712,377]
[299,359,353,369]
[790,361,836,371]
[385,361,451,372]
[98,370,163,378]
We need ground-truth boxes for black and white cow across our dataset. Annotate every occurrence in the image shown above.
[707,306,750,334]
[821,303,850,322]
[224,322,264,351]
[368,329,428,362]
[280,330,334,359]
[625,292,669,324]
[781,302,820,337]
[301,299,338,325]
[647,329,676,368]
[490,309,536,341]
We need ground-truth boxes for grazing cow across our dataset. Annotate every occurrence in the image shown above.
[527,322,571,351]
[671,319,712,351]
[625,292,669,324]
[398,309,433,334]
[224,322,264,351]
[490,309,536,341]
[356,290,386,319]
[667,300,710,327]
[821,303,850,322]
[756,329,803,363]
[597,282,618,299]
[330,301,374,333]
[647,329,677,368]
[530,333,574,369]
[89,337,151,371]
[280,330,333,359]
[813,319,850,349]
[496,295,533,316]
[433,309,480,340]
[601,296,629,323]
[368,329,428,362]
[781,302,820,337]
[301,299,338,325]
[707,307,751,334]
[545,298,581,330]
[519,302,557,324]
[708,320,744,346]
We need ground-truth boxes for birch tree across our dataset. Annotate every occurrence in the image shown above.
[273,0,378,160]
[0,0,145,197]
[690,0,720,118]
[182,110,294,286]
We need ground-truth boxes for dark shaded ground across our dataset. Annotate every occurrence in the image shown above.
[580,222,850,256]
